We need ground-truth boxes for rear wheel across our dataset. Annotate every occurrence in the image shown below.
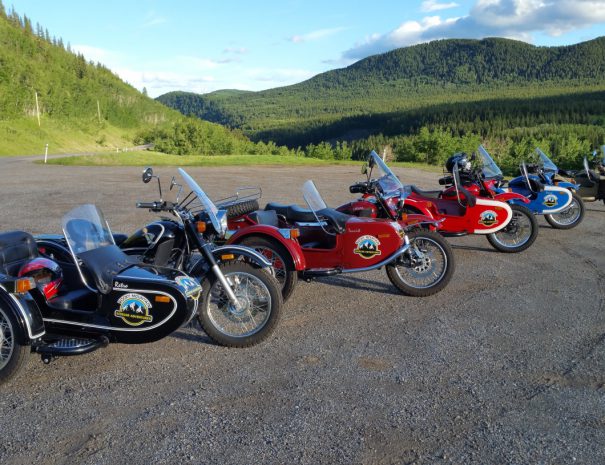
[487,204,538,253]
[239,236,298,301]
[197,262,282,347]
[386,229,454,297]
[0,305,29,384]
[545,192,584,229]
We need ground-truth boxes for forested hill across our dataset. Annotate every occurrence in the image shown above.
[0,4,268,156]
[157,37,605,147]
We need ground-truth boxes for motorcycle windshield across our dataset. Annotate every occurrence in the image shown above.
[477,145,503,179]
[535,148,558,174]
[302,180,328,212]
[600,145,605,165]
[62,204,114,255]
[369,151,404,193]
[178,168,223,234]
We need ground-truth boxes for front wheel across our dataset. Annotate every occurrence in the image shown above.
[545,192,585,229]
[386,229,454,297]
[0,305,30,384]
[487,204,538,253]
[197,262,283,347]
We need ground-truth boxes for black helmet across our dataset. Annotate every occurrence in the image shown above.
[445,153,471,174]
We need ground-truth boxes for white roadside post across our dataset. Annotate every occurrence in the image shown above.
[44,143,48,163]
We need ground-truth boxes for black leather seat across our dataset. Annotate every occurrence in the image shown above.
[410,185,442,199]
[265,203,317,222]
[0,231,38,276]
[317,208,351,234]
[78,245,136,294]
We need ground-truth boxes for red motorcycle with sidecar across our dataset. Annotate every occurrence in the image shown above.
[337,151,538,253]
[208,176,455,301]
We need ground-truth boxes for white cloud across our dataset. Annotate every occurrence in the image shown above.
[142,11,166,28]
[343,0,605,60]
[72,44,117,63]
[421,0,460,12]
[290,27,346,43]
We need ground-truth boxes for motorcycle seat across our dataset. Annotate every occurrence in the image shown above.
[265,203,317,223]
[0,230,38,276]
[409,185,442,199]
[248,210,279,227]
[78,245,137,294]
[317,208,351,234]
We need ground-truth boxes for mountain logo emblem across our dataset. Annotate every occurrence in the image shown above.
[354,235,382,259]
[543,194,558,207]
[478,210,498,227]
[115,293,153,327]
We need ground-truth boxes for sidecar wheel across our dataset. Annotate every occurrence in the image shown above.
[0,306,29,384]
[487,204,538,253]
[545,192,584,229]
[197,262,283,347]
[239,236,298,301]
[386,230,454,297]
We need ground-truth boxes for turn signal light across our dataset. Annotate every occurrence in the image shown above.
[400,213,408,222]
[196,221,207,233]
[155,295,171,303]
[15,277,36,294]
[221,254,235,260]
[290,228,300,239]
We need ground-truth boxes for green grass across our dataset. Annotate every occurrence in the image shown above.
[39,151,441,172]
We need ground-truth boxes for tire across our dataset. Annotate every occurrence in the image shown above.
[197,262,283,347]
[545,192,585,229]
[487,204,538,253]
[225,200,260,219]
[386,229,454,297]
[239,236,298,301]
[0,305,30,384]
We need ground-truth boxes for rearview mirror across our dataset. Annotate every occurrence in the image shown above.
[142,167,153,184]
[361,164,368,175]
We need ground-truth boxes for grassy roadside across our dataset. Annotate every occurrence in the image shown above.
[39,151,443,172]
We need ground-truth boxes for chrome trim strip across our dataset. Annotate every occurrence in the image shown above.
[43,288,177,332]
[0,284,45,339]
[341,241,411,274]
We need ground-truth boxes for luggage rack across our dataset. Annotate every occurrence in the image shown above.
[215,186,262,208]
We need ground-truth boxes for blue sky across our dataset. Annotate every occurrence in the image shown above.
[7,0,605,97]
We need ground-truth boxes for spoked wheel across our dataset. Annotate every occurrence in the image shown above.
[487,204,538,253]
[386,229,454,297]
[240,237,298,301]
[0,305,29,384]
[197,262,283,347]
[545,192,585,229]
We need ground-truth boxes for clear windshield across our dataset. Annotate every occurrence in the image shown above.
[178,168,223,234]
[369,151,404,193]
[584,156,591,176]
[477,145,503,179]
[600,145,605,165]
[534,148,558,173]
[302,180,328,212]
[62,204,114,254]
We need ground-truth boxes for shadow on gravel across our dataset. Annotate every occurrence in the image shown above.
[169,327,218,346]
[315,275,401,296]
[586,207,605,213]
[450,244,497,253]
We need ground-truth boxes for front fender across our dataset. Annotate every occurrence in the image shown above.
[493,192,530,204]
[212,244,272,268]
[0,282,45,343]
[226,225,306,271]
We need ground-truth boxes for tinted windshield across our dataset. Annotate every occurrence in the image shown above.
[62,204,114,254]
[302,180,328,212]
[178,168,223,233]
[369,151,404,193]
[534,148,558,173]
[477,145,503,179]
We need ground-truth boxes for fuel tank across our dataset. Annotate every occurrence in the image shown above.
[121,220,186,266]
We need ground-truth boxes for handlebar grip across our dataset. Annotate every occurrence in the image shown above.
[136,202,158,209]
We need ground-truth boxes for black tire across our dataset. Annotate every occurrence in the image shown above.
[487,204,538,253]
[0,305,30,384]
[197,262,282,347]
[239,236,298,301]
[225,200,260,219]
[545,192,585,230]
[386,229,454,297]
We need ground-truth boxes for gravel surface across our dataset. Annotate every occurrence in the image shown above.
[0,155,604,465]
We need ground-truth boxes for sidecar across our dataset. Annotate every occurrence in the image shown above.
[0,205,200,384]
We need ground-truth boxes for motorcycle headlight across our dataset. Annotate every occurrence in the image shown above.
[215,210,228,237]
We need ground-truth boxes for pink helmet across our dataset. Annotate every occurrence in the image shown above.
[18,257,63,300]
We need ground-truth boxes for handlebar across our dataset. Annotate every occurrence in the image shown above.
[136,201,178,212]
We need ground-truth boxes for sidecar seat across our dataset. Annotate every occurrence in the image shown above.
[265,203,317,223]
[0,230,39,277]
[317,208,351,234]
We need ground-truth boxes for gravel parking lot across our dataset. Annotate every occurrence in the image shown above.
[0,155,604,465]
